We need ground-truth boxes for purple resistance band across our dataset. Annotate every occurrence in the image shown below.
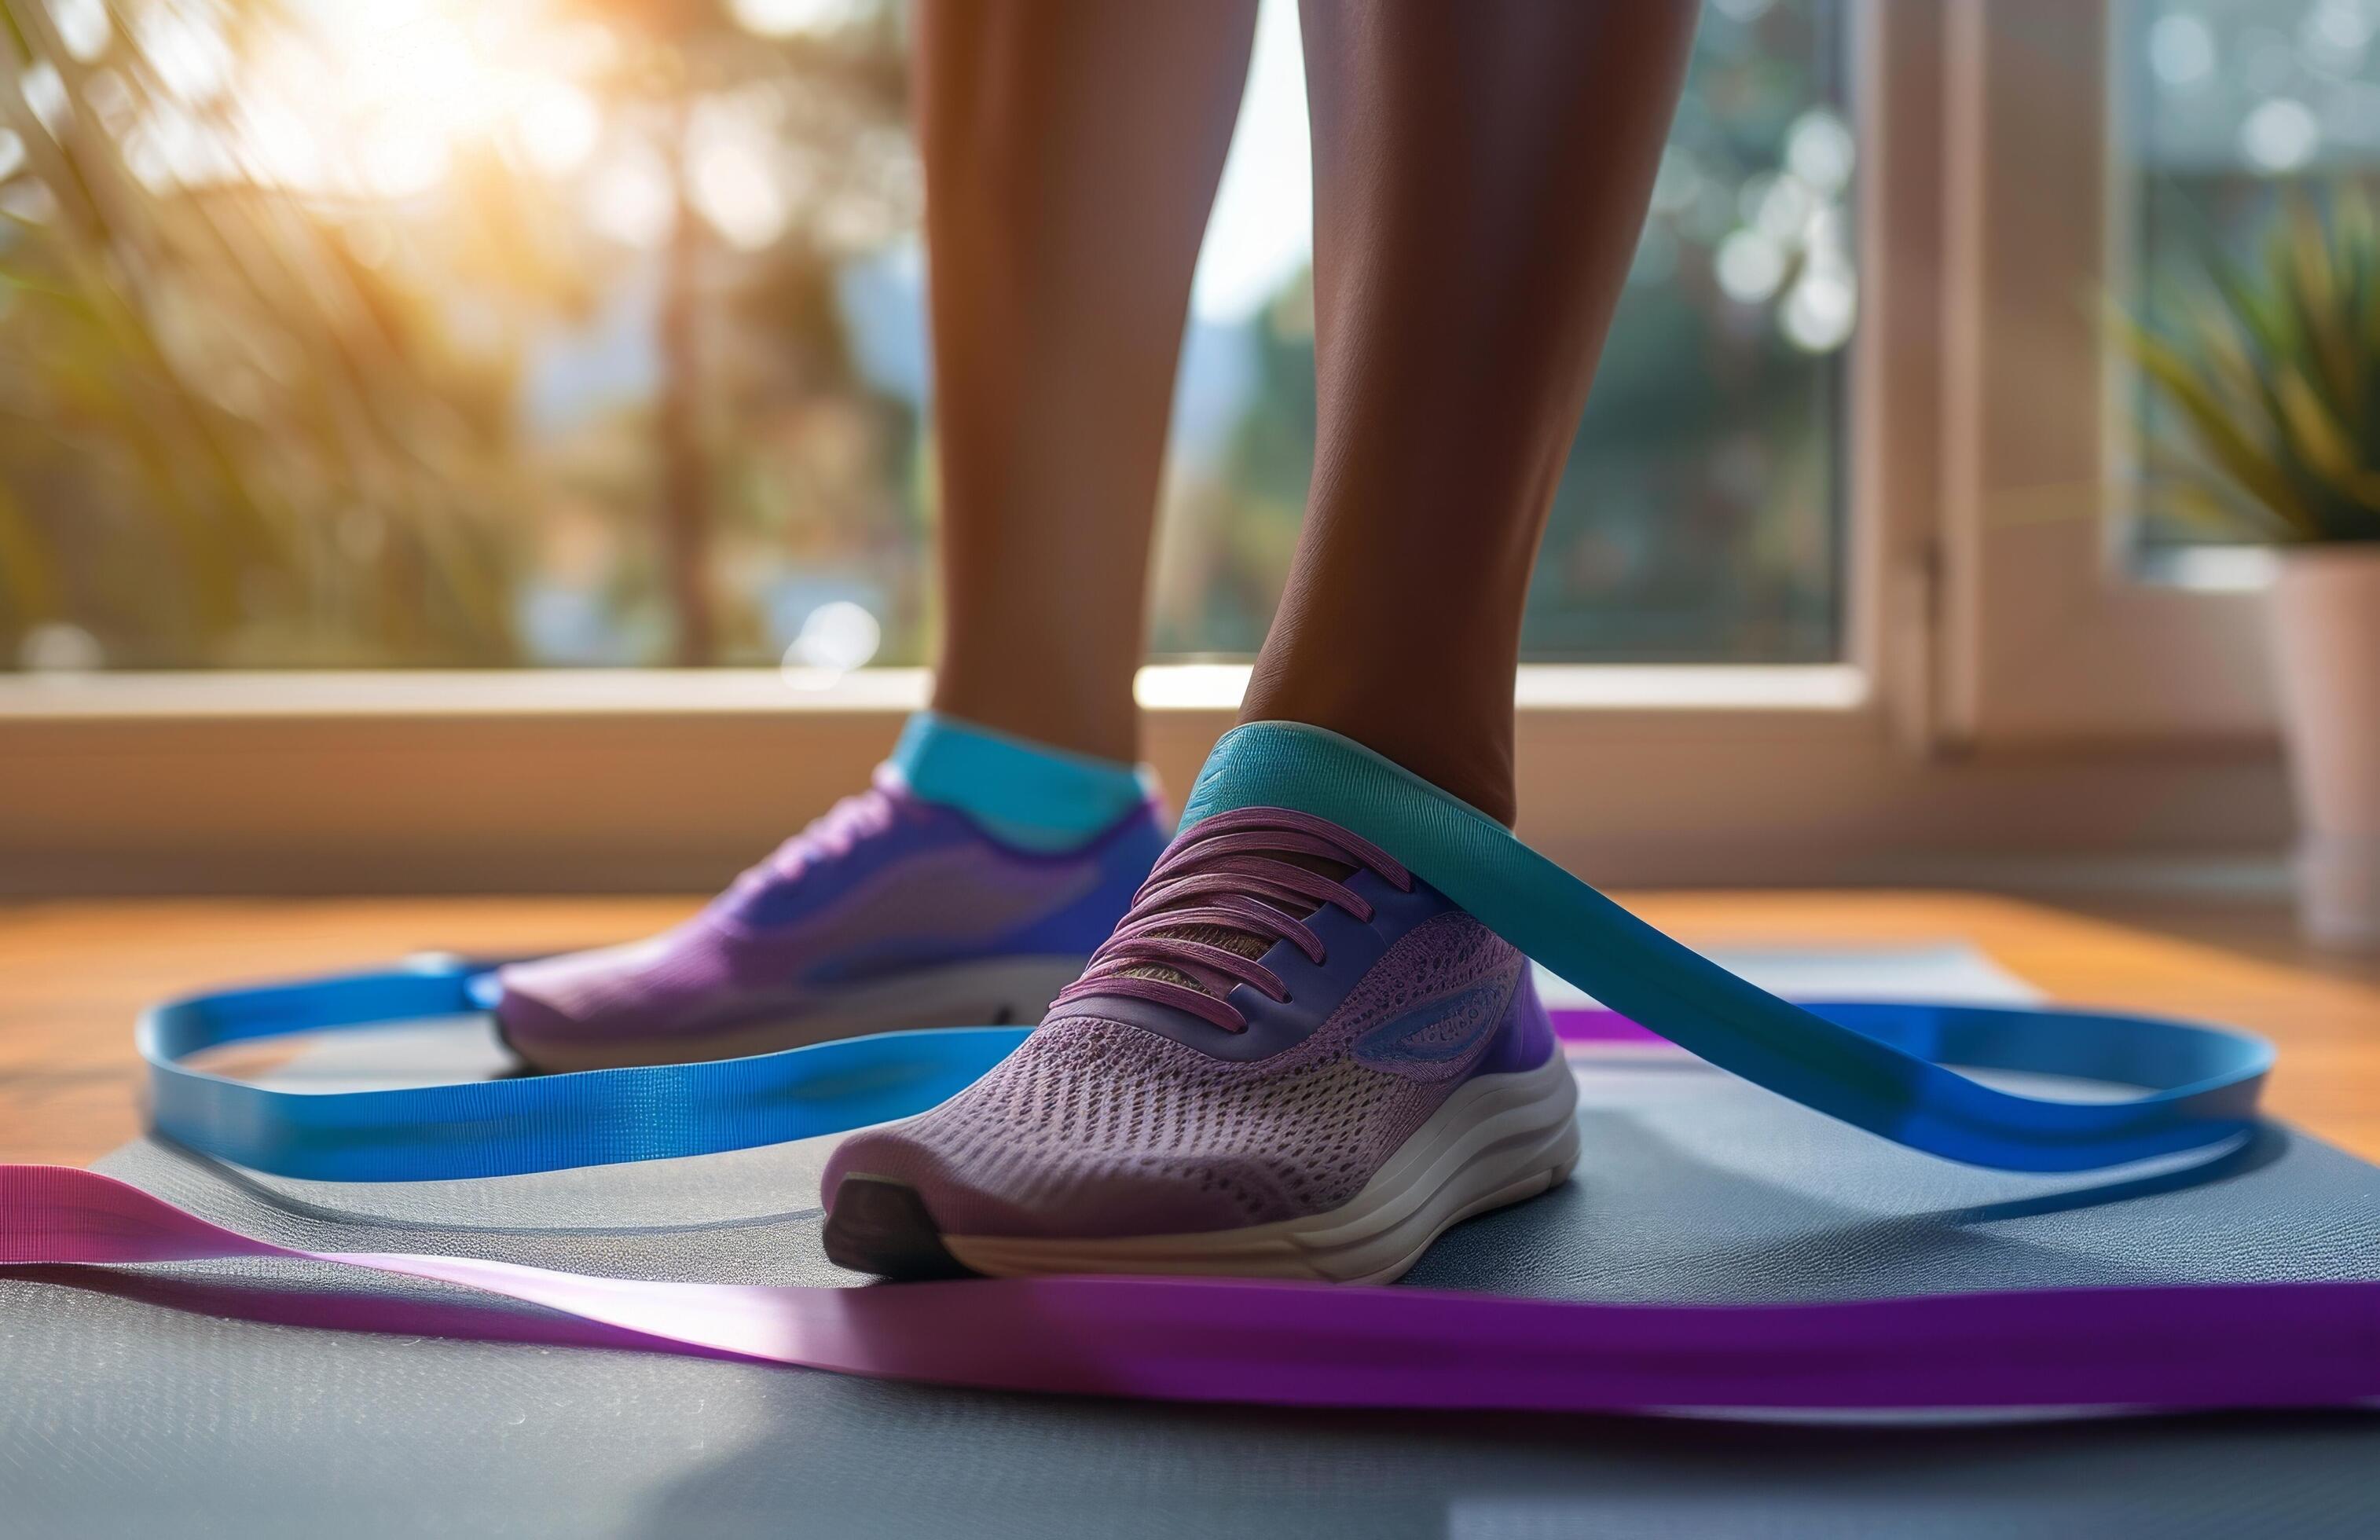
[1549,1007,1665,1044]
[6,1162,2378,1417]
[2,999,2366,1416]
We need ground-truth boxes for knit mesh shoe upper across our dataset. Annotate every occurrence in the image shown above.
[821,808,1555,1243]
[494,769,1167,1060]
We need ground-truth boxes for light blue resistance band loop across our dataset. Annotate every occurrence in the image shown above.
[138,722,2272,1182]
[139,966,2261,1182]
[141,966,1028,1182]
[1183,723,2274,1172]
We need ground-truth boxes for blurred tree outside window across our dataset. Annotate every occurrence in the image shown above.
[0,0,1848,674]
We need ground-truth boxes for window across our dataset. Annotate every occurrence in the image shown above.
[4,2,2301,895]
[0,0,1850,676]
[2115,0,2380,588]
[1937,0,2284,745]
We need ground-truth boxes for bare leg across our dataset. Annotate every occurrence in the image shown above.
[1238,0,1698,823]
[920,0,1258,764]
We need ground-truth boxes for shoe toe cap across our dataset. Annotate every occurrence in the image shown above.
[492,938,686,1044]
[823,1121,1284,1247]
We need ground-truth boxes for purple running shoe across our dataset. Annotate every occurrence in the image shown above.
[494,769,1170,1072]
[820,806,1579,1283]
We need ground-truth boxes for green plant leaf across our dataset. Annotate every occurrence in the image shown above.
[2282,189,2360,420]
[2275,366,2380,508]
[2117,315,2322,538]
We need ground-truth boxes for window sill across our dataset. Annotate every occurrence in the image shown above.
[0,662,1868,720]
[0,662,2281,896]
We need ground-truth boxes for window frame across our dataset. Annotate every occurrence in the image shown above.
[0,0,2294,896]
[1932,0,2275,749]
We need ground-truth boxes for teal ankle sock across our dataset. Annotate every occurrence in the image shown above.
[889,711,1153,852]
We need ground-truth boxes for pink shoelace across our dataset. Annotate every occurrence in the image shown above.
[1051,807,1413,1032]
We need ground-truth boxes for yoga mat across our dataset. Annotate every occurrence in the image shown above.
[5,947,2375,1538]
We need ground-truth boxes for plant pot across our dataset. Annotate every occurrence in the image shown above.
[2270,544,2380,950]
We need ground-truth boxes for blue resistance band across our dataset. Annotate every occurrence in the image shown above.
[140,965,2264,1183]
[1183,723,2274,1172]
[141,963,1028,1182]
[136,722,2272,1182]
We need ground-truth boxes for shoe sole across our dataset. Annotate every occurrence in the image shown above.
[823,1052,1581,1285]
[502,955,1088,1073]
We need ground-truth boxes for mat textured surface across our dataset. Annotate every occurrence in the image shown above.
[5,951,2378,1538]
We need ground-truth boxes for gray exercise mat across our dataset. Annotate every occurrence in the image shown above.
[5,947,2378,1538]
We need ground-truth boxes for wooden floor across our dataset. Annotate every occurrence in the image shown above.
[3,891,2377,1167]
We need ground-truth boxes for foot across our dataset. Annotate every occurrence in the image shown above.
[819,806,1578,1283]
[494,770,1169,1072]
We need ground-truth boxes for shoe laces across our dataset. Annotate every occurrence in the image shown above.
[1051,807,1412,1032]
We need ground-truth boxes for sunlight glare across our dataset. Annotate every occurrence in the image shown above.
[235,95,325,190]
[137,2,233,103]
[361,115,452,200]
[731,0,866,38]
[50,0,112,63]
[20,63,68,135]
[1192,0,1312,325]
[691,102,790,250]
[232,2,612,200]
[516,79,603,175]
[585,146,675,249]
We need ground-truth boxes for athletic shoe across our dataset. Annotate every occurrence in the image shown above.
[819,805,1579,1282]
[493,769,1170,1072]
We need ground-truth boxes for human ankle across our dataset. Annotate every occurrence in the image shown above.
[1230,703,1515,827]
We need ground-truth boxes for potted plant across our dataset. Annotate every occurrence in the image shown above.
[2122,190,2380,949]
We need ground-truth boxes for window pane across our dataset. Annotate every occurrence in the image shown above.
[0,0,1846,673]
[2116,0,2380,579]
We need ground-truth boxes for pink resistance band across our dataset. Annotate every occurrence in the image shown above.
[6,1165,2376,1417]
